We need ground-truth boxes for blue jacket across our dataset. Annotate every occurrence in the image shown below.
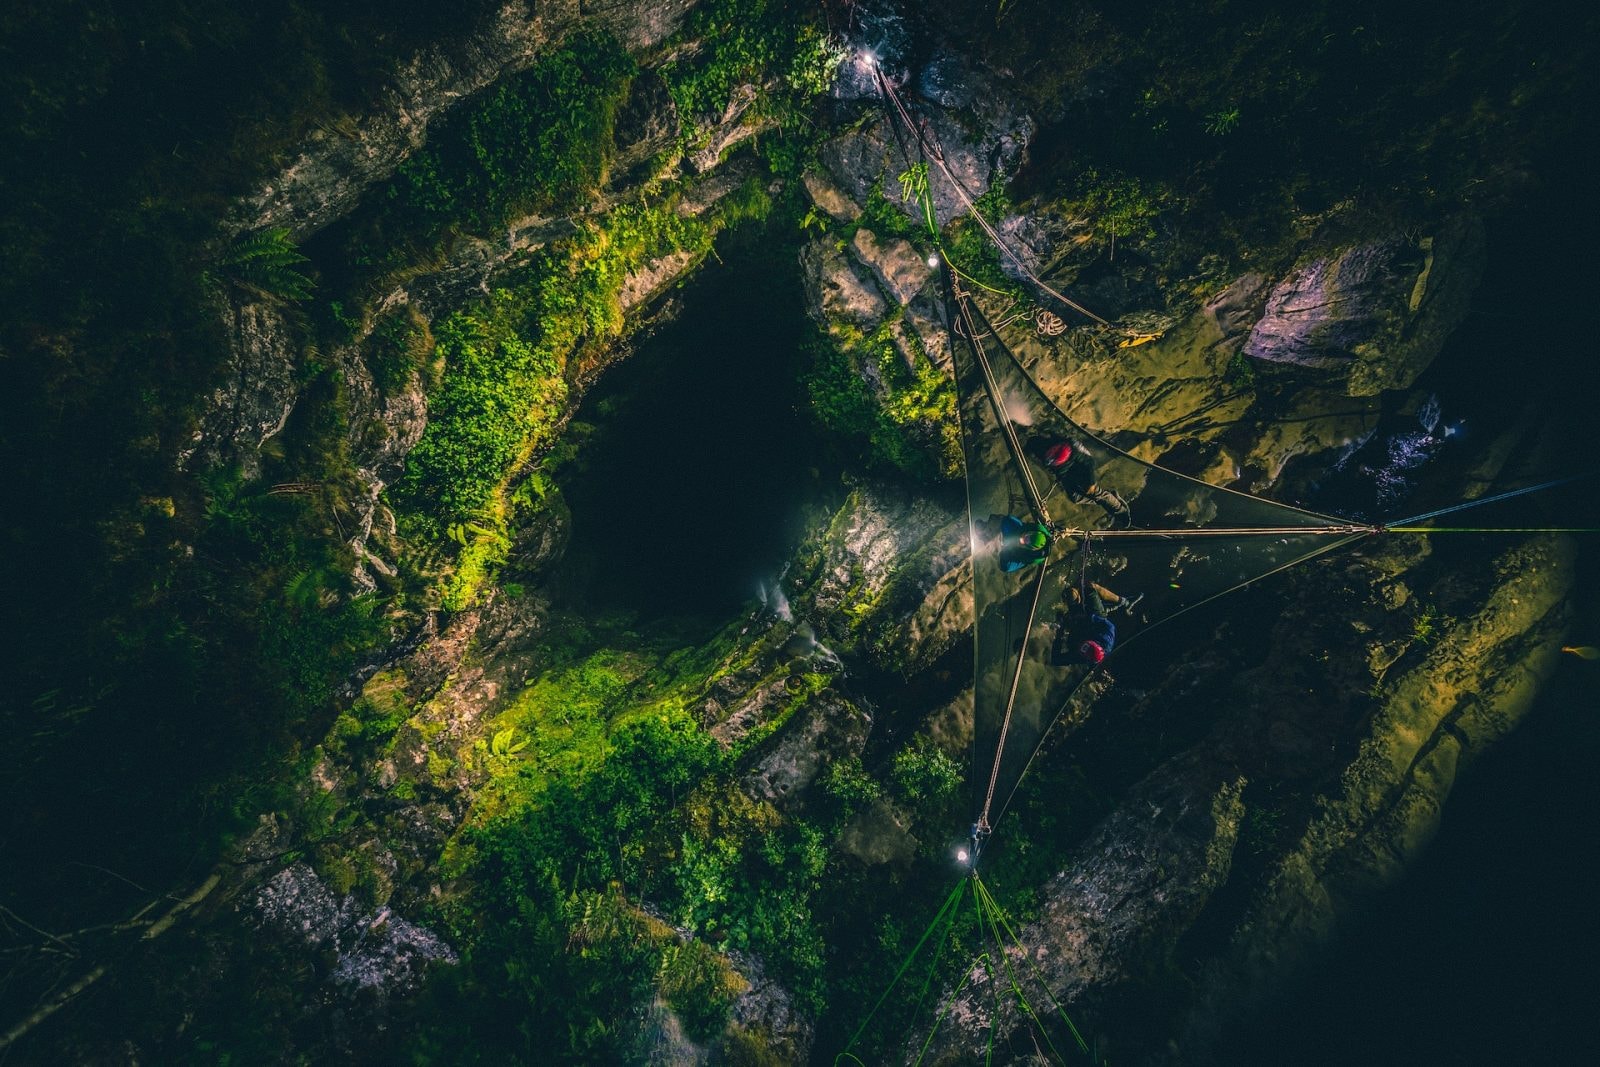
[1083,613,1116,654]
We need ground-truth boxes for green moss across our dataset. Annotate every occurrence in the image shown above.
[802,314,959,480]
[661,0,840,150]
[317,848,359,897]
[385,32,638,245]
[363,304,436,394]
[724,1025,787,1066]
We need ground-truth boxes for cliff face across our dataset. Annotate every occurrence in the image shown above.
[4,1,1593,1063]
[228,1,698,240]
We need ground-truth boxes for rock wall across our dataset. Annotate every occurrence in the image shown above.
[922,525,1576,1063]
[229,0,699,240]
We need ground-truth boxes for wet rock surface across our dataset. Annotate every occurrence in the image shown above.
[182,300,302,475]
[924,524,1578,1063]
[1244,219,1485,396]
[252,863,457,995]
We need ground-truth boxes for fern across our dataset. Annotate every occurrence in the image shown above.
[282,567,320,607]
[490,727,529,757]
[222,227,315,302]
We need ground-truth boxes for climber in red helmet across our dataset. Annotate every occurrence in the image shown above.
[1053,577,1142,667]
[1036,437,1130,526]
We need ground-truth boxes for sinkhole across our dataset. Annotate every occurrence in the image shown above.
[552,234,836,623]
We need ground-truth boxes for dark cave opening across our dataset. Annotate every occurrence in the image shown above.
[552,228,840,625]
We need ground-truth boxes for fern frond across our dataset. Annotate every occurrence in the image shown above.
[222,227,315,302]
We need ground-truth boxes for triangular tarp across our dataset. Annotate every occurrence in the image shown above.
[945,279,1369,831]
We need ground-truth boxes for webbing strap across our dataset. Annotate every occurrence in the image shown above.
[978,563,1049,832]
[955,281,1051,525]
[1069,524,1377,539]
[1387,474,1591,527]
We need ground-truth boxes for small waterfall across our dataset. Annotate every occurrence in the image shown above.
[1417,392,1443,435]
[759,576,793,622]
[811,639,845,673]
[779,621,846,674]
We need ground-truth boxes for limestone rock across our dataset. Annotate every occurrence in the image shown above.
[252,863,457,996]
[725,949,816,1063]
[742,692,871,811]
[802,170,861,222]
[231,0,697,239]
[819,57,1032,230]
[792,486,965,670]
[708,677,792,747]
[924,760,1245,1061]
[837,797,917,866]
[688,83,774,174]
[181,299,300,476]
[851,228,933,306]
[799,237,886,328]
[1243,218,1484,396]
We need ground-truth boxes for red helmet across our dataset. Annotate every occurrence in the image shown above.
[1079,640,1106,665]
[1045,442,1073,467]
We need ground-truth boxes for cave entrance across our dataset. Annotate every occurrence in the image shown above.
[551,229,836,624]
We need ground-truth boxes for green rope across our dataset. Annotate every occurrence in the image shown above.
[976,877,1071,1066]
[975,877,1093,1059]
[837,878,968,1065]
[914,946,982,1065]
[943,249,1016,298]
[982,895,1000,1067]
[909,877,971,1034]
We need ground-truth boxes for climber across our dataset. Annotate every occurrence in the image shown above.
[983,513,1051,572]
[1053,577,1142,666]
[1037,438,1130,525]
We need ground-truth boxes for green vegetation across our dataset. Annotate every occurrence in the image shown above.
[970,0,1588,280]
[1410,603,1444,645]
[661,0,842,152]
[856,174,929,243]
[388,33,638,243]
[218,227,316,302]
[1064,167,1171,257]
[803,314,960,480]
[1226,349,1258,386]
[891,738,963,807]
[385,195,720,608]
[362,304,436,394]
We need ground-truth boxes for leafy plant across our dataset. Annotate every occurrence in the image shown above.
[891,738,962,806]
[1411,604,1442,645]
[897,162,936,234]
[1226,349,1257,386]
[1071,168,1167,255]
[1205,106,1242,135]
[489,726,528,757]
[220,226,314,301]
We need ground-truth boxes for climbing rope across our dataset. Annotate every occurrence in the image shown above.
[836,878,969,1065]
[978,564,1050,835]
[876,71,1123,333]
[947,267,1052,526]
[973,877,1094,1060]
[1386,474,1591,528]
[1069,523,1378,539]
